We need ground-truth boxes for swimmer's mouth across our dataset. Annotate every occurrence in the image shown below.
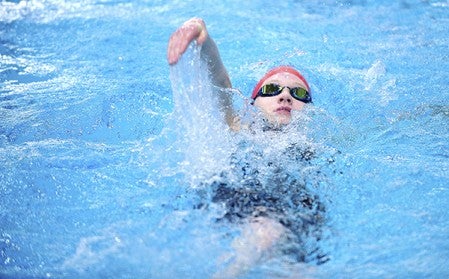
[275,106,292,113]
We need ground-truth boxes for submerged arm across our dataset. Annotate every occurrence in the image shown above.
[167,18,238,130]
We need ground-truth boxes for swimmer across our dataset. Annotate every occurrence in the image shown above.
[167,18,319,278]
[167,17,312,130]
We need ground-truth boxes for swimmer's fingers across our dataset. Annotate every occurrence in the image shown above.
[192,18,208,44]
[167,18,208,65]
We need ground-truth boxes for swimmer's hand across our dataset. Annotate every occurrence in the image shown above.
[167,17,208,65]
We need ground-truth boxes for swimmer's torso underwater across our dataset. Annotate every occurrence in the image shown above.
[205,131,331,265]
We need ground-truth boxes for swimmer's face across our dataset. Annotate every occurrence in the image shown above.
[253,72,307,125]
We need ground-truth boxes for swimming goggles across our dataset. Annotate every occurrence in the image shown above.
[255,83,312,103]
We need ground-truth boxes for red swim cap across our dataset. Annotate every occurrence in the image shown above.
[251,66,310,99]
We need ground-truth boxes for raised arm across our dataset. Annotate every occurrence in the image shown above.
[167,18,238,130]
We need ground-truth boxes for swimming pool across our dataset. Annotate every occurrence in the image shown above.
[1,0,448,278]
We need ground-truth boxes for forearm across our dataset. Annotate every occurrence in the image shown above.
[201,36,239,129]
[201,36,232,89]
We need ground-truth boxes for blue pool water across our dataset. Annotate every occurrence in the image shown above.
[1,0,449,278]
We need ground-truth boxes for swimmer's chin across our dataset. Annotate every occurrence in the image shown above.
[252,110,292,129]
[266,115,292,126]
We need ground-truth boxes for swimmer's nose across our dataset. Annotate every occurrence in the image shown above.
[277,88,293,104]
